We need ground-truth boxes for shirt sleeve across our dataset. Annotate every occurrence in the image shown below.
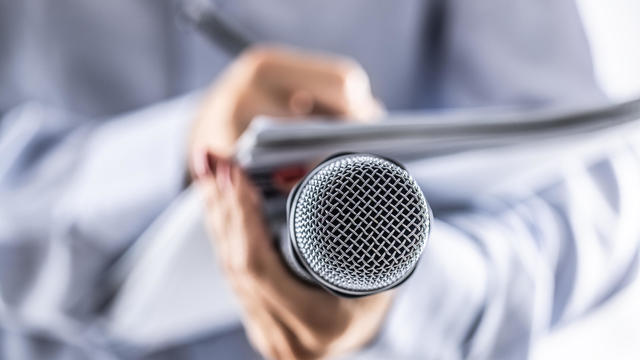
[427,0,605,109]
[0,92,201,330]
[352,133,640,359]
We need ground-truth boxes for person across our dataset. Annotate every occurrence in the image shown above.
[1,1,638,359]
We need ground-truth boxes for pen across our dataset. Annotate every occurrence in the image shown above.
[179,0,342,117]
[179,0,252,55]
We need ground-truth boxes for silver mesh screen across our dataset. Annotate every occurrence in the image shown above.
[291,154,430,294]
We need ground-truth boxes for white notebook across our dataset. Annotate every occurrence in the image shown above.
[235,99,640,170]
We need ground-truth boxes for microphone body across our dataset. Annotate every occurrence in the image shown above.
[279,153,432,297]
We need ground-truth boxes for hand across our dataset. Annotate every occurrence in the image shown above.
[193,156,393,360]
[189,45,384,161]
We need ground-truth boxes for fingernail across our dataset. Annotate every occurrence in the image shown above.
[272,165,307,193]
[228,162,237,186]
[206,152,218,177]
[193,149,216,179]
[217,159,231,189]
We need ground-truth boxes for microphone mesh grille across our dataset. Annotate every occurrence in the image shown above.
[292,155,430,294]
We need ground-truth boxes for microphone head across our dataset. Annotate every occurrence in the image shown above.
[288,154,431,296]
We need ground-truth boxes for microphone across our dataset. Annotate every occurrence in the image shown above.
[279,153,432,297]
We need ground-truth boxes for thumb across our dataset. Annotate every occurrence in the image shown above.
[338,65,386,122]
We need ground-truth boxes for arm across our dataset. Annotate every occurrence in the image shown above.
[358,1,636,357]
[192,45,640,359]
[0,94,198,323]
[360,135,640,359]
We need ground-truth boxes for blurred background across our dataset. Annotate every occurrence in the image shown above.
[577,0,640,100]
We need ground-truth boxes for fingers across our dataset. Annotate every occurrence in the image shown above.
[195,154,338,347]
[194,153,392,358]
[195,152,275,278]
[194,155,307,358]
[193,151,231,260]
[234,86,301,133]
[191,46,393,359]
[239,46,385,120]
[227,174,350,349]
[189,45,386,172]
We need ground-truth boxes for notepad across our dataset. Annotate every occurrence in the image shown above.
[235,98,640,209]
[236,99,640,169]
